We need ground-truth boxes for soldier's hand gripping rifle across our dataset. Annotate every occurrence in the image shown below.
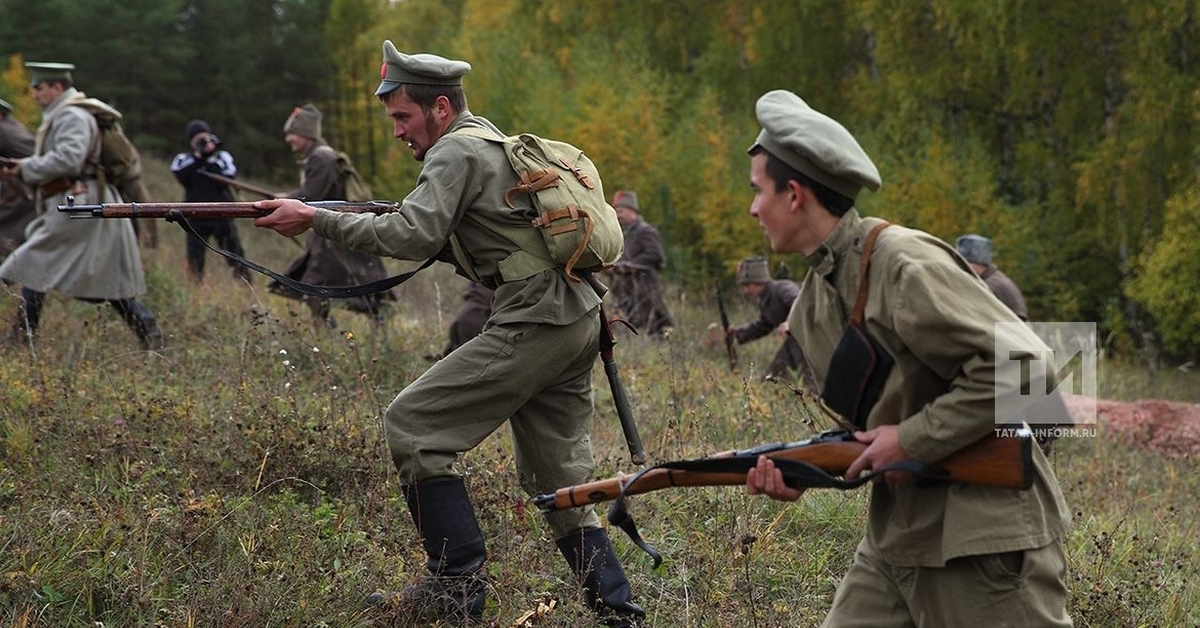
[715,279,737,372]
[533,427,1034,567]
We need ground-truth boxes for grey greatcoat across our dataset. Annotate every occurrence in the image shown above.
[0,88,144,299]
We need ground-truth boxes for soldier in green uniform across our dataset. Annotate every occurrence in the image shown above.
[253,42,645,627]
[742,90,1073,627]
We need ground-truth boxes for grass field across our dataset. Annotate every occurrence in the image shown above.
[2,170,1198,627]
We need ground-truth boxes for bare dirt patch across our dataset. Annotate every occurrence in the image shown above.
[1065,395,1200,458]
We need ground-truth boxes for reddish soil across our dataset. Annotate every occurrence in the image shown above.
[1065,395,1200,458]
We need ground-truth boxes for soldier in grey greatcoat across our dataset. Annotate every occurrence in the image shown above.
[253,42,645,627]
[0,97,36,260]
[0,62,163,350]
[609,190,673,338]
[270,103,394,327]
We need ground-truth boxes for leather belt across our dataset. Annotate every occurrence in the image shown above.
[39,177,72,197]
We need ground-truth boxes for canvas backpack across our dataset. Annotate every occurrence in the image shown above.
[452,126,624,283]
[65,96,149,202]
[314,145,372,202]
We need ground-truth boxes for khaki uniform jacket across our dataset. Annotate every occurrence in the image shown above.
[0,88,144,299]
[789,210,1070,567]
[312,111,601,325]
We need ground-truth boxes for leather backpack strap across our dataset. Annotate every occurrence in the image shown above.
[851,222,891,325]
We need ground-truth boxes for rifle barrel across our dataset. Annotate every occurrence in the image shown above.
[57,197,400,219]
[715,279,737,372]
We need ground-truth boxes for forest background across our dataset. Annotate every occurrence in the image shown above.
[3,0,1200,361]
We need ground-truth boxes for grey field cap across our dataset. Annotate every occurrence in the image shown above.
[748,89,881,200]
[375,40,471,96]
[955,234,993,266]
[25,61,75,86]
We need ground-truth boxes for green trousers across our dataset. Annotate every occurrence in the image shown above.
[821,537,1073,628]
[384,310,602,537]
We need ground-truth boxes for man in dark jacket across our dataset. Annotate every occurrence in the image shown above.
[271,103,395,327]
[726,255,815,389]
[0,97,35,261]
[610,190,673,338]
[955,234,1028,321]
[170,119,251,283]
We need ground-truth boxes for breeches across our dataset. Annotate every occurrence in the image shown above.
[384,311,602,536]
[821,537,1072,628]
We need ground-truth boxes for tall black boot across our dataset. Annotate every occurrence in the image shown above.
[6,288,44,346]
[368,476,488,623]
[111,299,165,350]
[556,527,646,628]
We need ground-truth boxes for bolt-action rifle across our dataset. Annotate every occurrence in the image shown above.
[715,278,737,372]
[58,195,399,219]
[533,427,1034,566]
[57,195,430,299]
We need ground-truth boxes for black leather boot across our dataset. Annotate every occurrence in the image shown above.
[556,527,646,628]
[4,289,43,349]
[112,299,165,350]
[368,476,488,623]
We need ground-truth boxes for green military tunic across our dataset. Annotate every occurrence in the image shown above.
[311,111,604,536]
[789,210,1071,568]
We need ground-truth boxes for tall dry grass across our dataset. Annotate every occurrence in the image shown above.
[1,164,1197,627]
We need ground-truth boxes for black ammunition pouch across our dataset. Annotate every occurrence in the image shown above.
[822,321,893,429]
[820,221,892,429]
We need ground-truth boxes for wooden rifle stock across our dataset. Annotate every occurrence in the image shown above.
[57,196,400,219]
[533,428,1033,512]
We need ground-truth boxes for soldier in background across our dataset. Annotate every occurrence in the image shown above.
[0,97,36,260]
[271,103,395,327]
[725,255,816,389]
[955,233,1028,321]
[439,281,493,358]
[0,62,163,350]
[609,190,673,339]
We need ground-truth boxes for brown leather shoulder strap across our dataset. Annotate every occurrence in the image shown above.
[851,222,891,324]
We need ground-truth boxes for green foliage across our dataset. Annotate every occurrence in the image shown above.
[1127,185,1200,357]
[4,0,1200,354]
